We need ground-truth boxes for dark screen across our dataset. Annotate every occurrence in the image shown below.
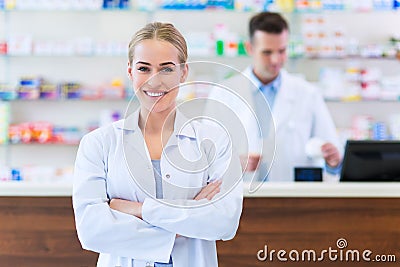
[295,167,323,182]
[340,140,400,182]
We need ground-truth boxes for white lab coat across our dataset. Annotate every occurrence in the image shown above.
[72,109,243,267]
[206,68,342,182]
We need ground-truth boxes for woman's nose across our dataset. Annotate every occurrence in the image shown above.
[146,73,163,88]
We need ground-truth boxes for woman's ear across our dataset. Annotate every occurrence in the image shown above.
[180,63,189,83]
[127,61,133,80]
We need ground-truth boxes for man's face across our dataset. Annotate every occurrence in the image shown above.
[247,29,289,84]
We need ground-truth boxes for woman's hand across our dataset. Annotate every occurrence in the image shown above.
[110,180,222,218]
[194,180,222,201]
[109,199,143,219]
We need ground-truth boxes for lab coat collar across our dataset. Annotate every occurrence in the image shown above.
[243,66,262,90]
[243,67,296,133]
[275,69,296,101]
[272,69,296,132]
[243,67,284,91]
[115,108,197,198]
[243,67,260,92]
[114,108,196,139]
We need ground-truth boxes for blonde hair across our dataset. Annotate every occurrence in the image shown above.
[128,22,188,65]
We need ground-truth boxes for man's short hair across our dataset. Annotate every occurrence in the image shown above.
[249,12,289,41]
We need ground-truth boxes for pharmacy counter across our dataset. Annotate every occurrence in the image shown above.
[0,181,72,196]
[1,182,400,266]
[2,181,400,197]
[243,182,400,197]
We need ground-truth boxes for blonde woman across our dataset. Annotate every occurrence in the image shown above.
[73,22,243,267]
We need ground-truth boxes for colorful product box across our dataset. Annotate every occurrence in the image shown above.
[0,42,7,55]
[59,82,82,99]
[18,77,42,100]
[207,0,234,9]
[161,0,207,9]
[103,0,115,8]
[40,83,60,100]
[30,122,53,143]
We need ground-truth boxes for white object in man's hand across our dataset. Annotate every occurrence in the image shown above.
[305,138,325,159]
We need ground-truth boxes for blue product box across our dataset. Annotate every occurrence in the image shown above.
[11,169,22,181]
[119,0,130,8]
[372,122,388,140]
[161,0,207,10]
[18,77,42,100]
[0,91,17,100]
[373,0,393,10]
[103,0,117,9]
[207,0,234,9]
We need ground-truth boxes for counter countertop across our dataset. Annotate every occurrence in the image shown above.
[243,182,400,198]
[0,182,73,197]
[1,181,400,197]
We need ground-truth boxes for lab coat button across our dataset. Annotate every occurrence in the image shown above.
[145,262,152,267]
[165,174,170,179]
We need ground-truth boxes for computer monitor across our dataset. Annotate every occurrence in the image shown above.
[340,140,400,182]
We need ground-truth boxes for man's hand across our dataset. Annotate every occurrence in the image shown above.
[240,153,262,172]
[321,142,341,168]
[109,199,143,219]
[194,180,222,201]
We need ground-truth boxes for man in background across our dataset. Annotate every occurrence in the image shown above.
[206,12,342,182]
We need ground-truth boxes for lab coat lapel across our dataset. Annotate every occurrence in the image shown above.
[161,111,203,200]
[120,111,156,197]
[272,70,296,134]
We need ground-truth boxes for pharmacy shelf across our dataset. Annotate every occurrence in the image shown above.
[2,54,399,60]
[1,144,79,148]
[2,98,129,102]
[1,4,400,171]
[0,54,126,57]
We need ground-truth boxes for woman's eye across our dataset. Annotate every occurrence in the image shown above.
[161,67,174,73]
[137,66,150,72]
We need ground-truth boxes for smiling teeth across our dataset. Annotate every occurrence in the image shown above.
[146,91,165,97]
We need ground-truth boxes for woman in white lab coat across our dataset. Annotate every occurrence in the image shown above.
[72,22,243,267]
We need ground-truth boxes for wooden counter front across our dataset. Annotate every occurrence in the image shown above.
[1,185,400,266]
[217,197,400,267]
[0,197,97,267]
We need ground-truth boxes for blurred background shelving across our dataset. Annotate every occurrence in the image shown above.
[1,0,400,182]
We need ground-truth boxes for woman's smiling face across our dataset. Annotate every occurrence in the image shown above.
[128,39,188,115]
